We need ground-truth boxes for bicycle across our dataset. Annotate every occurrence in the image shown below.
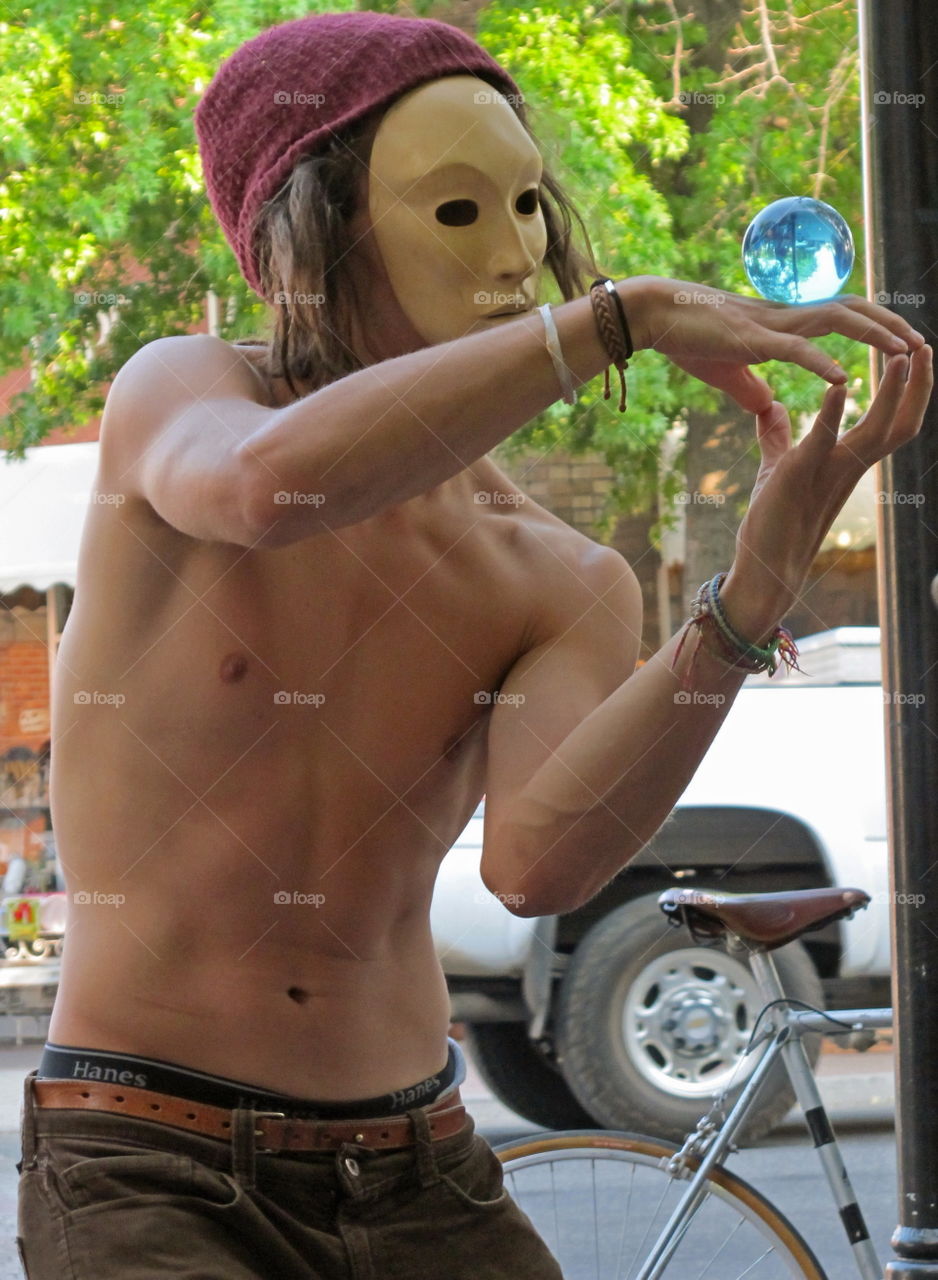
[495,885,892,1279]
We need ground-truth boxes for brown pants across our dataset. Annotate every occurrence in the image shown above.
[16,1069,563,1279]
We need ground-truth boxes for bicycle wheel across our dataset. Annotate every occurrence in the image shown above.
[496,1131,825,1280]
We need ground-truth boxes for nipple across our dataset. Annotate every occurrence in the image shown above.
[219,652,248,683]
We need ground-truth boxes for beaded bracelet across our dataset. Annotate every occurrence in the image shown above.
[589,277,633,412]
[672,572,803,690]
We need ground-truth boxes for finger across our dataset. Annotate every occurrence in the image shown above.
[776,296,924,354]
[877,342,934,450]
[837,353,913,466]
[742,328,848,384]
[754,399,792,466]
[801,382,848,457]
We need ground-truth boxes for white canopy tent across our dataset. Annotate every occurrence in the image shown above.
[0,442,99,595]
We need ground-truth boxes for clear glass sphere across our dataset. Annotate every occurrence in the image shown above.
[742,197,855,303]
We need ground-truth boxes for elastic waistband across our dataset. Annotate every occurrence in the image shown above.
[37,1038,466,1119]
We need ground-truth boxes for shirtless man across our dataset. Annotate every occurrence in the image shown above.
[17,11,932,1280]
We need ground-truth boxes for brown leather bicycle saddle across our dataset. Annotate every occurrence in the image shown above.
[658,886,870,951]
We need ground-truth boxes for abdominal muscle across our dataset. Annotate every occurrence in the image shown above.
[47,894,455,1100]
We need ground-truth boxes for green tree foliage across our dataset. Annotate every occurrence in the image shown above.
[1,0,866,567]
[0,0,350,454]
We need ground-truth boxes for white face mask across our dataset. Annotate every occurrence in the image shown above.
[366,75,547,345]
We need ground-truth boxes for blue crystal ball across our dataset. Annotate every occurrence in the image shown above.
[742,197,855,303]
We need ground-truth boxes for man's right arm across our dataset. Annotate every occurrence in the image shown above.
[105,281,921,549]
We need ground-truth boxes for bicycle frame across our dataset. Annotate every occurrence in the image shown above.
[635,944,892,1280]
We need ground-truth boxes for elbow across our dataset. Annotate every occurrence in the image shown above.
[480,851,575,920]
[234,435,336,548]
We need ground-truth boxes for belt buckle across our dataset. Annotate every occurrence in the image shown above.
[252,1111,286,1153]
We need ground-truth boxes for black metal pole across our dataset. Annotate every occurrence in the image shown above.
[859,2,938,1274]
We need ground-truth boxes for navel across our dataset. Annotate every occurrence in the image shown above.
[287,986,311,1005]
[219,652,248,683]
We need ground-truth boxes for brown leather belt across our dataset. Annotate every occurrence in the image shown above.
[32,1078,467,1152]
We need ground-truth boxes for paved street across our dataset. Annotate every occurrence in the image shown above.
[0,1021,900,1278]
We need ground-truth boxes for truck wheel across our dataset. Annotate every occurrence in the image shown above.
[556,893,824,1144]
[465,1022,597,1130]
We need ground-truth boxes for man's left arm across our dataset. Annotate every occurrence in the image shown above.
[480,550,750,919]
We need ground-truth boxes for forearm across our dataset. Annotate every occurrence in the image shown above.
[240,281,651,543]
[499,583,779,916]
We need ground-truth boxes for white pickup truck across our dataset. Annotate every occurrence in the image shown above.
[431,627,894,1141]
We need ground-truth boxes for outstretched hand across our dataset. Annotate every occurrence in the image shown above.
[623,276,926,413]
[719,344,933,642]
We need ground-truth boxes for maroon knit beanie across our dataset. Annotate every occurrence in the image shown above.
[194,11,523,299]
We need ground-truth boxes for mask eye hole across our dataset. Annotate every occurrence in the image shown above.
[516,188,540,215]
[436,199,478,227]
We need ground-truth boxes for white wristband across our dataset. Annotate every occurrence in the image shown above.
[539,303,577,406]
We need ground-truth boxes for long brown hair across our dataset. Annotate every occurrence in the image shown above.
[243,87,600,402]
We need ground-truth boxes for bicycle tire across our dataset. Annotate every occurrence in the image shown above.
[496,1130,826,1280]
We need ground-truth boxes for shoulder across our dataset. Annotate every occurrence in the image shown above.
[99,336,270,469]
[472,456,642,634]
[105,335,269,409]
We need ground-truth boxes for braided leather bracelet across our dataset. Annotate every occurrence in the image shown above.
[589,277,633,412]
